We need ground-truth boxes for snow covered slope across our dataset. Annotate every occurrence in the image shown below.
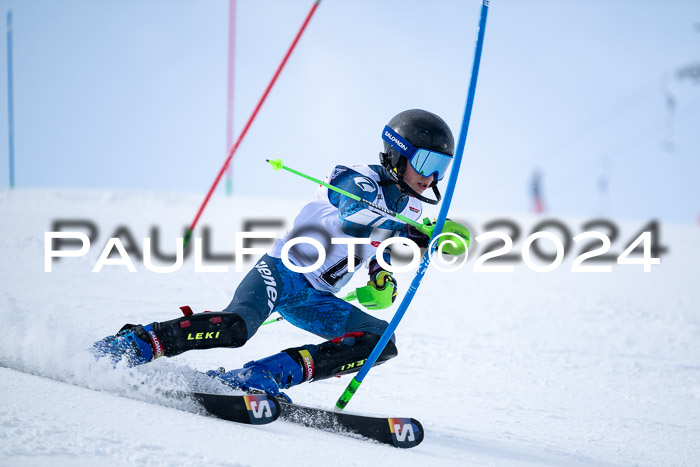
[1,189,699,466]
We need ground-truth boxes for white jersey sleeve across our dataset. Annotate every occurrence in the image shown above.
[269,165,422,293]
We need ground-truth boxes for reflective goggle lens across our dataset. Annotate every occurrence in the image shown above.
[410,149,452,181]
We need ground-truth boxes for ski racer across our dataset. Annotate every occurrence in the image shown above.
[93,109,471,397]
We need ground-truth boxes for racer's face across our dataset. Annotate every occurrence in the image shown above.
[402,162,434,195]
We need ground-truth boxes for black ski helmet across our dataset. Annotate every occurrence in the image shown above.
[379,109,455,205]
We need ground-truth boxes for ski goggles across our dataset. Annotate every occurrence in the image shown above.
[382,125,453,181]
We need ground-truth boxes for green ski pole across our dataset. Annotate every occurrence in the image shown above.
[261,315,285,326]
[266,159,433,236]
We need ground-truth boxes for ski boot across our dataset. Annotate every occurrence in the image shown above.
[207,332,398,397]
[92,323,163,367]
[207,351,303,399]
[92,310,248,367]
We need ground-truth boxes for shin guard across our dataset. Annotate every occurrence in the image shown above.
[150,312,248,357]
[283,332,397,384]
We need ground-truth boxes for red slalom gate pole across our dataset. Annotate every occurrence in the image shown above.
[183,0,321,248]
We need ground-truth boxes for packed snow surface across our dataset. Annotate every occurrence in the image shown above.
[1,189,699,466]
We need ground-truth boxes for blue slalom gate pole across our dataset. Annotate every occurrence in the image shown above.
[6,10,14,189]
[336,0,490,410]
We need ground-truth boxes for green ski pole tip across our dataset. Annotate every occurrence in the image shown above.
[267,158,284,171]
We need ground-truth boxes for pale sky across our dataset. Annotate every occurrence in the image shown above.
[0,0,698,222]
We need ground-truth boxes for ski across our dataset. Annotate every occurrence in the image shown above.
[193,392,280,425]
[190,391,423,448]
[278,400,424,449]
